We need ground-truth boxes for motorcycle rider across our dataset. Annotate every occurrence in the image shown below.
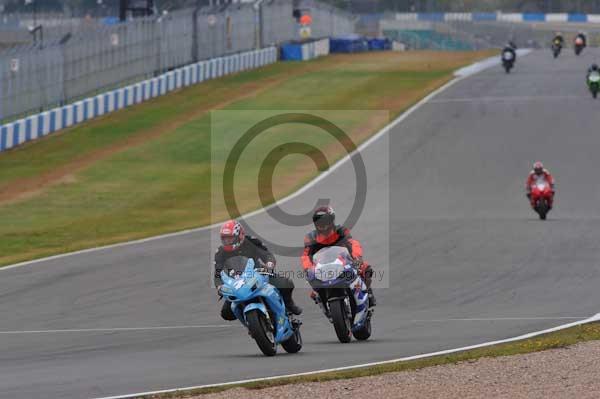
[502,42,517,62]
[575,31,587,48]
[301,206,376,306]
[214,220,302,321]
[526,162,555,210]
[553,32,564,47]
[587,63,599,77]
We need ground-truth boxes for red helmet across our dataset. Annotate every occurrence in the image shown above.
[313,206,335,234]
[533,161,544,174]
[220,220,245,252]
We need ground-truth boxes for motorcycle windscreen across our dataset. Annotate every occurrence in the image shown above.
[532,178,549,192]
[312,246,354,284]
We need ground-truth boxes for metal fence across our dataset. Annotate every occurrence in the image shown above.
[379,15,542,50]
[0,1,355,122]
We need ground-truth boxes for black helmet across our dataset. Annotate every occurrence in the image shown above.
[312,206,335,233]
[592,63,599,71]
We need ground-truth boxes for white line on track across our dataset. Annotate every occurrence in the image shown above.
[0,325,231,335]
[95,313,600,399]
[428,95,585,104]
[0,318,582,336]
[408,317,586,322]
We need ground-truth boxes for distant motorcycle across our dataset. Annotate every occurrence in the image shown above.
[529,179,553,220]
[308,246,373,343]
[552,40,562,58]
[588,71,600,98]
[574,37,585,55]
[502,49,515,73]
[219,256,302,356]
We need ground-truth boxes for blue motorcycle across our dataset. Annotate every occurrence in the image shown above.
[219,256,302,356]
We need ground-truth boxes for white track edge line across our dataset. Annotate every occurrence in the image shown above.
[93,312,600,399]
[1,60,479,273]
[0,325,231,334]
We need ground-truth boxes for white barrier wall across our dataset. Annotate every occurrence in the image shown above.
[314,39,331,58]
[0,47,278,153]
[300,38,331,61]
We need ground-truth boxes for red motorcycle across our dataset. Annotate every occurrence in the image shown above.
[530,179,554,220]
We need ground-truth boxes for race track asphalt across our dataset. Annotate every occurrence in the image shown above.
[2,49,600,398]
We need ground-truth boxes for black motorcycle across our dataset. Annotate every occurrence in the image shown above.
[552,41,562,58]
[574,37,585,55]
[502,49,515,74]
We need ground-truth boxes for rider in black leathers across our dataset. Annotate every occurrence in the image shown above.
[553,32,564,47]
[214,220,302,321]
[502,43,517,61]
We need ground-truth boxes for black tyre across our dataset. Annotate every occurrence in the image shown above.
[330,299,352,343]
[281,325,302,353]
[537,201,548,220]
[246,310,277,356]
[594,90,598,99]
[353,316,372,341]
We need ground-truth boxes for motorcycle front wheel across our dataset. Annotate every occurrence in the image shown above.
[330,298,352,343]
[537,201,548,220]
[246,309,277,356]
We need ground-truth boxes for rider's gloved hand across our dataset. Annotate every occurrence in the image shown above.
[305,267,316,281]
[352,256,364,270]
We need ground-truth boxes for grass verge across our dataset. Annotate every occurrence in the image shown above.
[143,321,600,398]
[0,50,494,266]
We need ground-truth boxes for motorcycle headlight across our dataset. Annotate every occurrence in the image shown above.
[220,286,232,295]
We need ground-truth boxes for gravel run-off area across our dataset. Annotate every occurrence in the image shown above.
[193,341,600,399]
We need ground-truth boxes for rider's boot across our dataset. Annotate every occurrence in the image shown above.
[282,291,302,315]
[361,265,377,307]
[310,290,319,303]
[367,288,377,307]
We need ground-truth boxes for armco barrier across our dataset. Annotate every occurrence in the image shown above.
[0,47,278,153]
[395,12,600,23]
[280,38,330,61]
